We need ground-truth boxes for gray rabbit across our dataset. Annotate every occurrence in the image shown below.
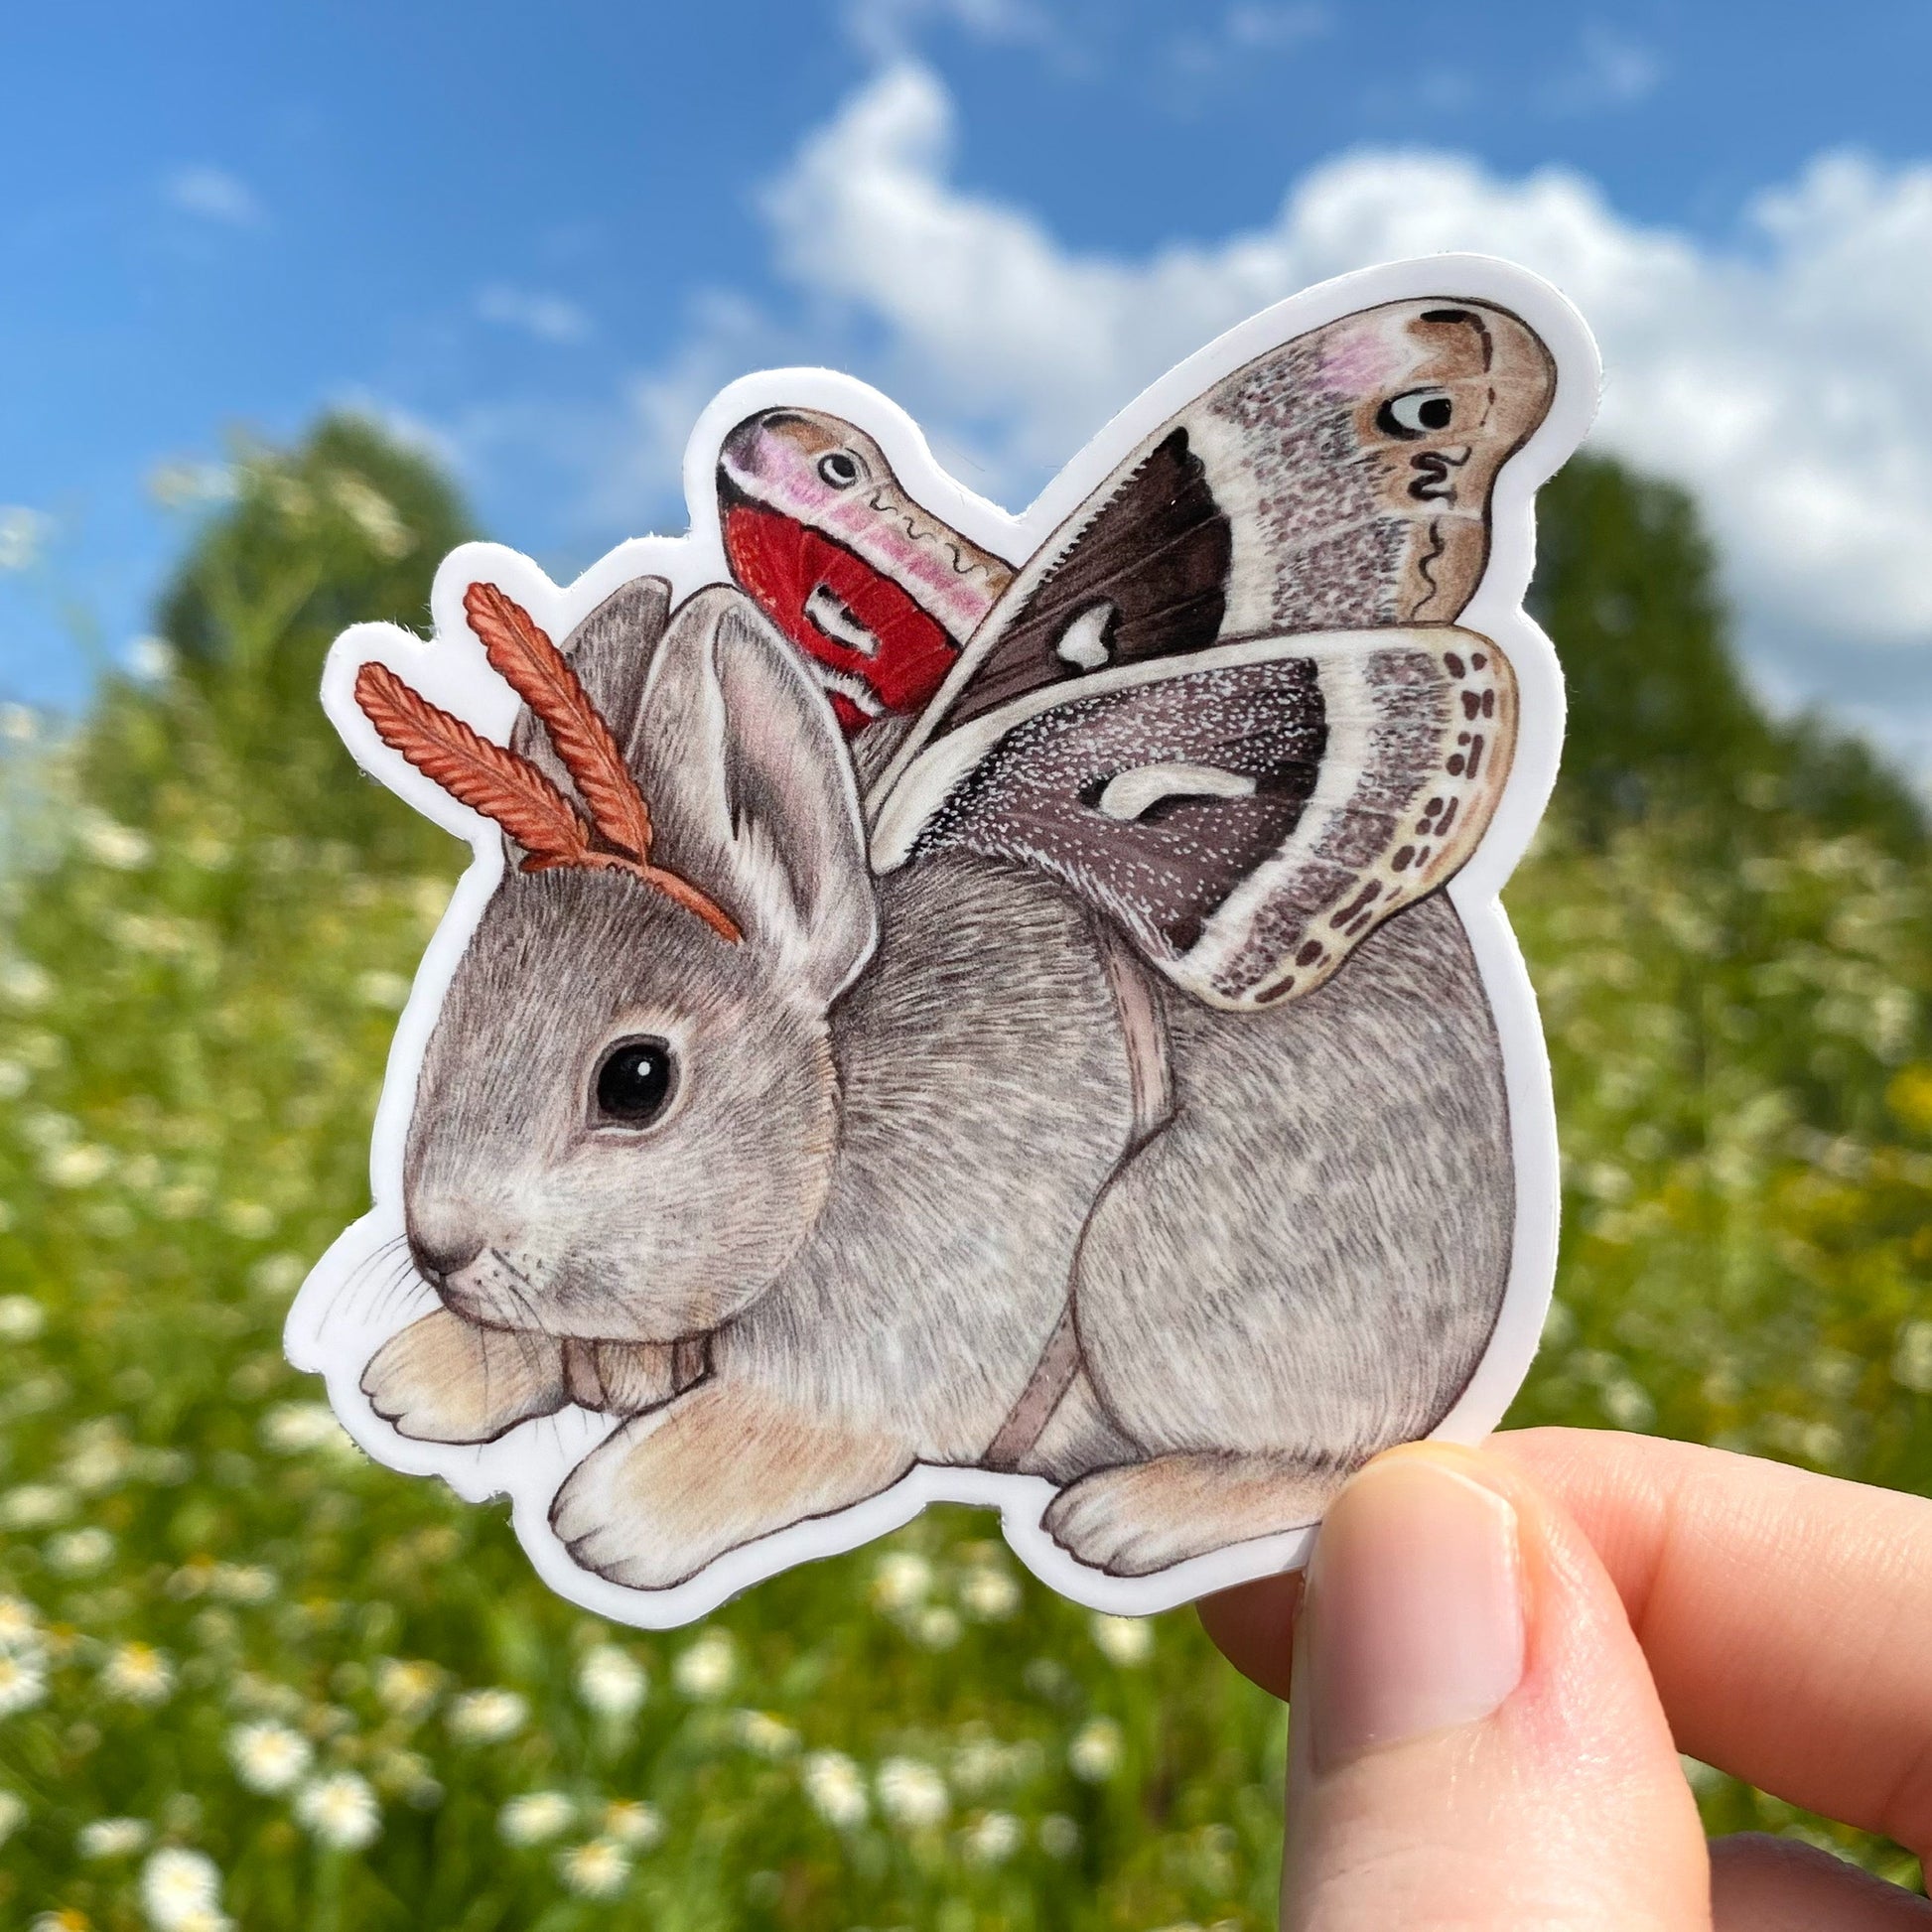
[360,575,1511,1587]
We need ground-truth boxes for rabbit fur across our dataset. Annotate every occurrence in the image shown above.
[361,577,1512,1587]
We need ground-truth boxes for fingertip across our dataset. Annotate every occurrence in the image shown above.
[1281,1438,1710,1928]
[1197,1444,1533,1705]
[1300,1448,1526,1769]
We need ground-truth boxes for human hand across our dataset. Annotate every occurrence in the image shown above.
[1198,1430,1932,1928]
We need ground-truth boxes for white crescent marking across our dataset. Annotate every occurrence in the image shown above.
[1096,761,1257,822]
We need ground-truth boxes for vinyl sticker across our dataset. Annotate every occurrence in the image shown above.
[287,255,1600,1624]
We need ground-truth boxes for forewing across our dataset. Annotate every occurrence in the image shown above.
[874,298,1553,805]
[871,628,1516,1011]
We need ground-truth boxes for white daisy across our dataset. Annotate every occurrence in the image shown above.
[671,1631,735,1700]
[497,1791,574,1847]
[575,1644,646,1722]
[1068,1717,1123,1782]
[1090,1613,1154,1666]
[962,1809,1023,1864]
[78,818,152,870]
[139,1846,227,1930]
[42,1143,113,1189]
[951,1731,1040,1794]
[295,1771,381,1850]
[208,1565,275,1604]
[373,1658,441,1720]
[0,1295,44,1339]
[913,1605,962,1650]
[447,1687,527,1742]
[876,1755,949,1830]
[0,1789,26,1842]
[99,1643,174,1706]
[871,1551,932,1611]
[801,1750,868,1829]
[78,1815,150,1859]
[226,1721,312,1795]
[0,1484,71,1530]
[958,1565,1022,1620]
[0,956,49,1002]
[731,1710,799,1759]
[46,1527,115,1576]
[601,1800,663,1849]
[0,1648,48,1717]
[0,1595,41,1652]
[258,1403,351,1456]
[556,1836,631,1898]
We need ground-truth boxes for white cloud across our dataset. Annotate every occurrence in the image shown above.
[1178,3,1328,71]
[845,0,1057,63]
[1225,4,1329,51]
[162,165,265,228]
[1542,25,1664,115]
[477,285,593,345]
[732,63,1932,767]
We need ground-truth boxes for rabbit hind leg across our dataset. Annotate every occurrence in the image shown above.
[1041,1451,1338,1578]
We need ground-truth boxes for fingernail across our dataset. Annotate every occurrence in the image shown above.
[1304,1452,1525,1770]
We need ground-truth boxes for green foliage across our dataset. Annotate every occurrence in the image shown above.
[1530,455,1926,853]
[80,416,475,871]
[0,423,1925,1924]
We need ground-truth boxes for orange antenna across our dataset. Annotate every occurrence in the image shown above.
[462,583,656,862]
[352,592,743,945]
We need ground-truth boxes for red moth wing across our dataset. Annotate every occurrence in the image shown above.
[724,502,960,735]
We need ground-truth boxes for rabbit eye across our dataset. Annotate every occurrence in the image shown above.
[816,451,864,488]
[1376,388,1454,440]
[594,1037,677,1127]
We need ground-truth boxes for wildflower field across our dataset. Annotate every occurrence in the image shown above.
[0,425,1926,1929]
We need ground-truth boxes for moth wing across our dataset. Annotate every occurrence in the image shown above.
[870,627,1516,1011]
[871,297,1554,804]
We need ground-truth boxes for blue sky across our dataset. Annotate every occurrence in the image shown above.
[6,1,1932,773]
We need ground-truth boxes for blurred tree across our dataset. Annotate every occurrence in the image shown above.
[1530,455,1925,853]
[80,414,475,867]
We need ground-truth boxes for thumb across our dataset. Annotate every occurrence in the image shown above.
[1285,1442,1709,1931]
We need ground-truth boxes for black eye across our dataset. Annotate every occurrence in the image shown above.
[817,451,862,487]
[594,1037,677,1127]
[1376,389,1454,439]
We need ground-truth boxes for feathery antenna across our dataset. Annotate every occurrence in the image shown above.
[351,589,742,945]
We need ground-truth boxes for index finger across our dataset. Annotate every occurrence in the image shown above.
[1201,1428,1932,1857]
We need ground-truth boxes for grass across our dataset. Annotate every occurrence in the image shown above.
[0,431,1926,1927]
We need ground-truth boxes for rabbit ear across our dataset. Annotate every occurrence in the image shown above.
[638,587,877,1005]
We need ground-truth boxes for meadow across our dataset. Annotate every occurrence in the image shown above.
[0,422,1925,1930]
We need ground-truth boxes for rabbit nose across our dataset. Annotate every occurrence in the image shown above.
[407,1224,484,1288]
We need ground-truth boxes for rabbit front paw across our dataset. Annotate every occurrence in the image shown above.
[1042,1453,1339,1577]
[550,1385,917,1592]
[362,1311,568,1445]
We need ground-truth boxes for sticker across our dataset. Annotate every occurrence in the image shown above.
[287,255,1599,1625]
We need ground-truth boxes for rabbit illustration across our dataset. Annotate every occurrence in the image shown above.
[358,572,1512,1586]
[322,280,1582,1599]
